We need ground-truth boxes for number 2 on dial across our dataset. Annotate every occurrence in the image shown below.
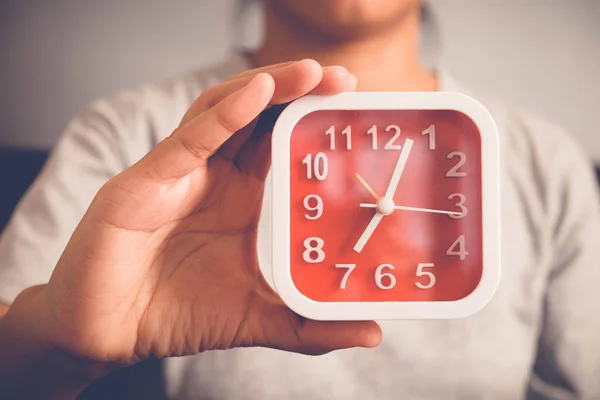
[446,151,467,177]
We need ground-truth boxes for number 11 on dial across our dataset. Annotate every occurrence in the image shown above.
[271,92,501,321]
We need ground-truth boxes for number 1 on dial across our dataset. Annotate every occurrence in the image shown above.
[367,125,377,150]
[422,124,435,150]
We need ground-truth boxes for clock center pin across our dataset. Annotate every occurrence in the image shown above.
[376,197,395,215]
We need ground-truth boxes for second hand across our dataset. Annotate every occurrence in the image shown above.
[359,203,461,216]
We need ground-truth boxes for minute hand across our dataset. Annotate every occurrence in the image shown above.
[384,138,414,199]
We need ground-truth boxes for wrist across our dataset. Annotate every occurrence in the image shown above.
[0,286,113,399]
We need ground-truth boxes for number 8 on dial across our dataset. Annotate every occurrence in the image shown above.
[269,92,501,320]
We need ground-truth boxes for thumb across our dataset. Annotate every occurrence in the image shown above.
[257,305,382,356]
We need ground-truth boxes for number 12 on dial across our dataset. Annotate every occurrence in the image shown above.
[271,92,501,321]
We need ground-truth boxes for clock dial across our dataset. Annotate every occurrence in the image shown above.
[288,109,483,302]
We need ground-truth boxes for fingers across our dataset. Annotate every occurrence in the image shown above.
[134,73,275,182]
[180,61,355,127]
[178,62,298,127]
[219,65,355,167]
[230,60,296,80]
[231,68,355,177]
[230,60,357,94]
[179,60,318,127]
[128,60,357,183]
[313,65,357,95]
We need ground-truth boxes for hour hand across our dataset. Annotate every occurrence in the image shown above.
[355,173,380,200]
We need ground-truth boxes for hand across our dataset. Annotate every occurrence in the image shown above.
[7,60,381,381]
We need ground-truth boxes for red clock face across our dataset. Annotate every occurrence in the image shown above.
[288,110,483,302]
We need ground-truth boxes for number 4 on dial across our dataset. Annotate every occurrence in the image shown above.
[447,235,469,260]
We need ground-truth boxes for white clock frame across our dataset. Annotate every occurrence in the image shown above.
[269,92,501,320]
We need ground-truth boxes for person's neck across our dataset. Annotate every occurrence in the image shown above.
[251,6,437,92]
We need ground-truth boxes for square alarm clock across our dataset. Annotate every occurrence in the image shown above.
[268,92,501,320]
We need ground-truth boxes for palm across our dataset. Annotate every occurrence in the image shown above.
[134,155,277,359]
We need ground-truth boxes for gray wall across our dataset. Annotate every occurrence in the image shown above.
[1,0,599,161]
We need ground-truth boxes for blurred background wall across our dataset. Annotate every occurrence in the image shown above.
[1,0,599,161]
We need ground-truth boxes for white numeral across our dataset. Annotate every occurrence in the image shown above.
[335,264,356,289]
[384,125,402,150]
[303,194,323,220]
[342,126,351,150]
[302,152,328,181]
[325,125,352,150]
[415,263,435,289]
[447,235,469,260]
[375,264,396,290]
[325,126,335,150]
[446,152,467,177]
[303,237,325,263]
[367,125,378,150]
[422,124,435,150]
[448,193,467,219]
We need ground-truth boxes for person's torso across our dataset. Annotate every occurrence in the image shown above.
[117,55,555,400]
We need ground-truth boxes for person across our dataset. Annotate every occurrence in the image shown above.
[0,0,599,398]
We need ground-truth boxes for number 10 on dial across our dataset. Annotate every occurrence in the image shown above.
[271,92,501,321]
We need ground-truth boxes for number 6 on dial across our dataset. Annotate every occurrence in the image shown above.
[266,92,501,321]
